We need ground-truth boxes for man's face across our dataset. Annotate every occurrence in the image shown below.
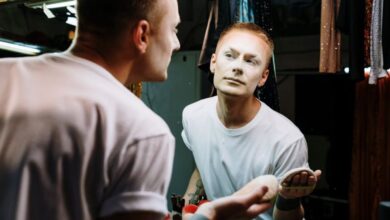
[144,0,181,81]
[211,30,271,98]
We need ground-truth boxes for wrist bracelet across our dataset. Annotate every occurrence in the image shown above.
[276,196,301,211]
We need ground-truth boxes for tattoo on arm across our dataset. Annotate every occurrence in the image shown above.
[189,179,205,204]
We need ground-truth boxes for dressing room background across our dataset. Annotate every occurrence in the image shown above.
[0,0,389,219]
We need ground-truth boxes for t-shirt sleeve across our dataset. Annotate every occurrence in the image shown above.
[98,134,175,218]
[273,137,309,182]
[181,108,192,151]
[181,129,192,151]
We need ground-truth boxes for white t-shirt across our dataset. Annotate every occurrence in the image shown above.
[0,52,175,220]
[182,96,308,220]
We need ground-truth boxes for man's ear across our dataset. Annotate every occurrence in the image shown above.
[258,69,269,87]
[209,53,216,74]
[132,20,150,53]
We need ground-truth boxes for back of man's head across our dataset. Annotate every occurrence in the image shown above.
[77,0,157,36]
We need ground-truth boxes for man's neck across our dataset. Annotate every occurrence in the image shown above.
[68,34,133,85]
[216,93,261,129]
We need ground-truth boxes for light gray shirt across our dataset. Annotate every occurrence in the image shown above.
[0,53,175,220]
[182,97,308,220]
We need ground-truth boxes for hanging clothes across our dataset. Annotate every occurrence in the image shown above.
[364,0,373,67]
[198,0,231,73]
[335,0,349,34]
[320,0,341,73]
[198,0,280,111]
[369,0,388,84]
[336,0,389,79]
[350,75,390,220]
[382,0,390,69]
[236,0,255,22]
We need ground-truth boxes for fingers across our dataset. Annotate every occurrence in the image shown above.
[230,186,268,210]
[244,202,273,218]
[288,173,302,194]
[283,171,318,187]
[281,173,300,194]
[307,170,321,186]
[237,186,272,219]
[203,186,271,220]
[280,171,318,197]
[314,169,322,180]
[299,172,308,185]
[243,186,268,205]
[307,175,317,186]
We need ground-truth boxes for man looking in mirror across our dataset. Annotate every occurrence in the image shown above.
[0,0,272,219]
[182,23,322,220]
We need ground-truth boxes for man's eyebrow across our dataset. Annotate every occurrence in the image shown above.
[224,47,239,55]
[228,47,262,61]
[244,54,261,61]
[246,54,262,65]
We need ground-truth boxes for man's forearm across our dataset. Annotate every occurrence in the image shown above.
[184,168,206,205]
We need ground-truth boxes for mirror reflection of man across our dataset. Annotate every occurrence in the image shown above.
[0,0,273,220]
[182,23,321,220]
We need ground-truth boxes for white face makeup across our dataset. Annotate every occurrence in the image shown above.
[211,30,271,98]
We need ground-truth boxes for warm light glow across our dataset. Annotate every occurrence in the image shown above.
[0,40,41,55]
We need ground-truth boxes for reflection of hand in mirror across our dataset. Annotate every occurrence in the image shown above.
[279,168,322,199]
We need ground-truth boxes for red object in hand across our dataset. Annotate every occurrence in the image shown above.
[164,213,170,220]
[183,204,198,214]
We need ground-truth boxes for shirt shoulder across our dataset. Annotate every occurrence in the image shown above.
[260,102,304,142]
[0,53,172,141]
[183,96,216,121]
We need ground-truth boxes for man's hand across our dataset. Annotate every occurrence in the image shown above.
[279,169,322,199]
[193,186,272,220]
[233,175,279,202]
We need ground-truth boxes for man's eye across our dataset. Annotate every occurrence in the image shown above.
[246,59,258,65]
[225,53,232,58]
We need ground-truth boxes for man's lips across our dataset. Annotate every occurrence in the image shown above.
[224,77,245,85]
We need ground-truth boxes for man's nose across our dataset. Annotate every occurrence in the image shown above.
[232,67,243,75]
[232,59,244,75]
